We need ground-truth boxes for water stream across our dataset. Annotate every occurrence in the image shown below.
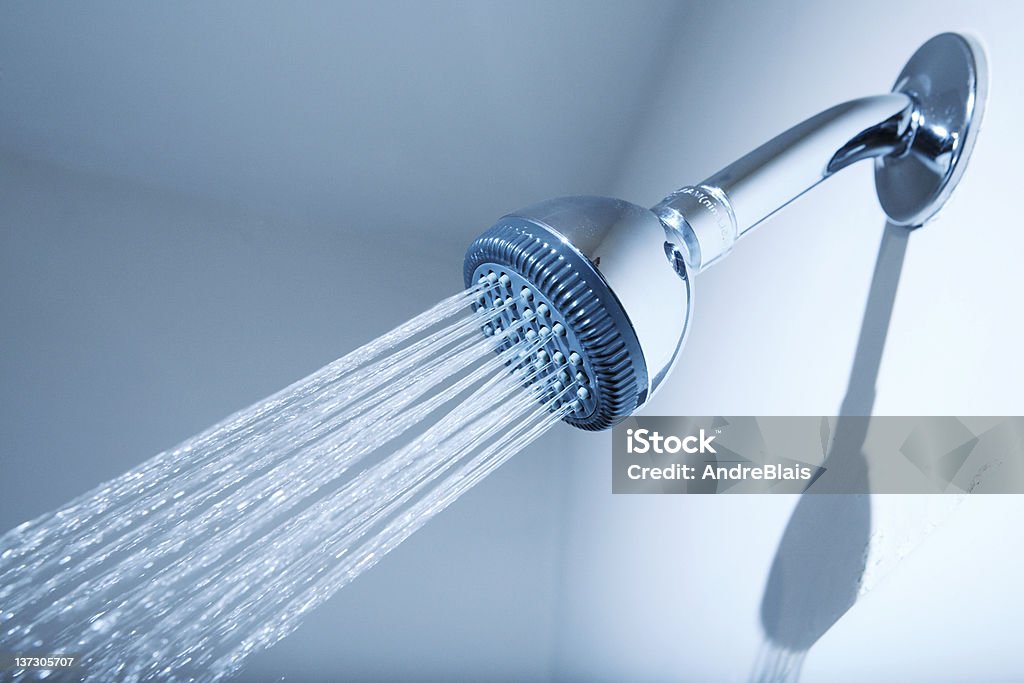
[0,283,572,681]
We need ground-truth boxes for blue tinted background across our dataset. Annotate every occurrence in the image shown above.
[2,2,1023,681]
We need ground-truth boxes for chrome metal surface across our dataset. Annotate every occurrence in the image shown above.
[655,94,915,272]
[876,33,988,227]
[465,32,986,430]
[654,32,986,271]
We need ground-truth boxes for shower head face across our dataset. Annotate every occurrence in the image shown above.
[464,196,692,431]
[471,266,604,422]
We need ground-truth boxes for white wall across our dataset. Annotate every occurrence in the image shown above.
[2,2,1023,681]
[555,2,1024,681]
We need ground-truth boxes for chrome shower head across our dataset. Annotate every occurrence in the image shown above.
[464,196,691,430]
[463,32,986,431]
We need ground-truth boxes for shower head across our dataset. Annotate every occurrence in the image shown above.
[464,32,986,431]
[464,196,690,430]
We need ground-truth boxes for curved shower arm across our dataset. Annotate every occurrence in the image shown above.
[654,93,917,273]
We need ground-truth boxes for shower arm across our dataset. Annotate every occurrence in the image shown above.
[654,93,918,273]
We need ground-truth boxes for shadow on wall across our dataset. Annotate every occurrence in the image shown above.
[752,222,911,682]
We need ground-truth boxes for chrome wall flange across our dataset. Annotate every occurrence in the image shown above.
[875,33,988,227]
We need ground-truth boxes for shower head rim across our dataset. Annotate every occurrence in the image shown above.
[464,210,649,431]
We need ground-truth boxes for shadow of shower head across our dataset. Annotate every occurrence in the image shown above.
[464,32,987,431]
